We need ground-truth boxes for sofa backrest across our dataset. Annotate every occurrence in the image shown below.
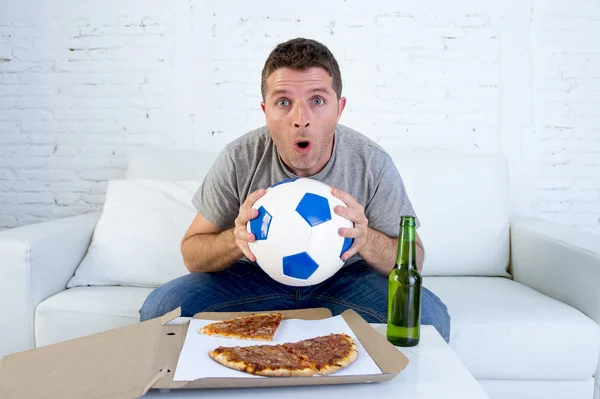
[127,146,510,277]
[127,146,220,181]
[389,151,510,277]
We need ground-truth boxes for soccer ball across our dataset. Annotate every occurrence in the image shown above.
[246,178,354,287]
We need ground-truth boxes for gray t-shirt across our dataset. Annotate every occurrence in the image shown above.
[192,124,420,266]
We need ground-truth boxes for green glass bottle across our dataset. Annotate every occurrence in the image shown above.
[387,215,422,347]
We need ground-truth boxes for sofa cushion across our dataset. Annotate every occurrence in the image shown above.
[35,286,153,347]
[425,276,600,380]
[66,180,198,288]
[391,152,510,277]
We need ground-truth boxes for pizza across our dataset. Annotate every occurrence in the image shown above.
[283,333,359,376]
[198,313,284,341]
[208,333,359,377]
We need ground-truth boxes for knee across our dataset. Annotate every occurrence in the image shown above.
[139,275,195,322]
[430,301,451,343]
[139,287,166,322]
[436,307,451,344]
[422,288,452,344]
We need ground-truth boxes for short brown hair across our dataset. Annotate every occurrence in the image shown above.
[261,38,342,100]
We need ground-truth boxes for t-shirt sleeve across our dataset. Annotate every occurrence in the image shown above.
[365,156,421,238]
[191,149,240,230]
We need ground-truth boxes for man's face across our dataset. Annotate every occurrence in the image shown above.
[261,67,346,177]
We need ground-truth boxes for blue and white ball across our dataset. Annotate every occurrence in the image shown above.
[246,178,354,287]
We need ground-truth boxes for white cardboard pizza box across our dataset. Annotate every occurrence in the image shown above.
[0,308,409,398]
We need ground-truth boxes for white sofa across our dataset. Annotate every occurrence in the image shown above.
[1,146,600,399]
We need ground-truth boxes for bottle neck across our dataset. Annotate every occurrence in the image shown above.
[395,223,417,271]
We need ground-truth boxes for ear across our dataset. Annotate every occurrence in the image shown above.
[337,97,347,121]
[261,102,266,114]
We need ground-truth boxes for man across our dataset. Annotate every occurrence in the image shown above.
[140,38,451,342]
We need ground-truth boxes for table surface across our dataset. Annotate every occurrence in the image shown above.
[144,322,489,399]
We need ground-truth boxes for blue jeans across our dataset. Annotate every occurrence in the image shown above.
[139,260,451,342]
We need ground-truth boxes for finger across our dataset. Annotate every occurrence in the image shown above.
[241,207,259,223]
[338,227,363,238]
[334,205,365,223]
[341,243,360,261]
[238,241,256,262]
[235,228,258,260]
[243,188,266,208]
[331,187,359,207]
[236,227,256,243]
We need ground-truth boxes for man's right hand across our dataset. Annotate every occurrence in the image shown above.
[233,188,266,262]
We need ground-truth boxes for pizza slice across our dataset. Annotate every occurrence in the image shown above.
[208,333,359,377]
[208,344,317,377]
[284,333,359,376]
[198,313,284,341]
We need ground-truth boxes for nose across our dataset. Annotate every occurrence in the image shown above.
[293,103,310,128]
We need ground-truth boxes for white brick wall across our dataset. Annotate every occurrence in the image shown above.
[1,0,599,234]
[528,0,600,233]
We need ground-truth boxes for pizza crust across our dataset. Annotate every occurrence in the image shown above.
[317,339,359,376]
[253,366,316,377]
[208,350,248,372]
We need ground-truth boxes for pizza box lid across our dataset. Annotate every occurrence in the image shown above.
[0,307,409,398]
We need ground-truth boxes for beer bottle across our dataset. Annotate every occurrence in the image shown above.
[387,215,422,347]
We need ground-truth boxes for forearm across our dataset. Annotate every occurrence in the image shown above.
[360,227,424,275]
[181,228,243,273]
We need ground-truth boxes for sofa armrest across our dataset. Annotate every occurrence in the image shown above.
[0,212,100,359]
[510,217,600,325]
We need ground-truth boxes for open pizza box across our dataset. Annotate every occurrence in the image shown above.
[0,307,409,398]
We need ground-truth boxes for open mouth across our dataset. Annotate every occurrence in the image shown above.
[294,141,311,152]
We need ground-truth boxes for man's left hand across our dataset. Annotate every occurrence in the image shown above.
[331,186,369,261]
